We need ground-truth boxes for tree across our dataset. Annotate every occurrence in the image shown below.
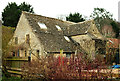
[2,2,20,27]
[90,8,113,30]
[110,21,120,38]
[66,13,85,23]
[2,2,34,27]
[19,2,34,13]
[90,8,119,38]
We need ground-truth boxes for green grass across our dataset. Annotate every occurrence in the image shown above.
[2,73,22,81]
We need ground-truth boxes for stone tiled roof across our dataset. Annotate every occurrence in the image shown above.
[37,33,77,52]
[65,20,93,36]
[23,11,85,53]
[22,11,102,53]
[24,12,75,35]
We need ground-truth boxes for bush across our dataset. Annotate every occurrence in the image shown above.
[22,53,111,80]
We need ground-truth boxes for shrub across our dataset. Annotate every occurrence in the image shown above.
[22,53,111,80]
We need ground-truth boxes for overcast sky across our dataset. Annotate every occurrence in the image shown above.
[0,0,120,21]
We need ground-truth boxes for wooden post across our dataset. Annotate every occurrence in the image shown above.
[60,49,63,66]
[119,44,120,64]
[60,49,63,57]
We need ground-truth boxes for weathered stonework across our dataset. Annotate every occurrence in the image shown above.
[9,13,45,60]
[8,11,106,61]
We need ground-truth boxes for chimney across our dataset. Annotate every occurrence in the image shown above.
[118,1,120,22]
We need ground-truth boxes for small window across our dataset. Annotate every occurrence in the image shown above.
[12,51,15,57]
[36,50,39,57]
[64,36,70,42]
[55,25,62,31]
[38,22,47,29]
[15,37,18,44]
[25,50,27,57]
[17,50,19,57]
[29,50,31,57]
[26,34,30,44]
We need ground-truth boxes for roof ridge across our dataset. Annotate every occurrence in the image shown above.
[78,19,94,23]
[22,11,75,24]
[68,19,95,26]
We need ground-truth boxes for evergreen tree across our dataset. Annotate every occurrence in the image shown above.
[66,13,85,23]
[2,2,34,27]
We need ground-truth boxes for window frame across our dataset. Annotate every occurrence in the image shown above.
[15,37,18,44]
[26,34,30,44]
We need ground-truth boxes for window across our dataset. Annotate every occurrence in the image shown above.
[55,25,62,31]
[29,50,31,57]
[17,50,19,57]
[38,22,47,29]
[15,37,18,44]
[64,36,70,42]
[25,50,27,57]
[12,51,15,57]
[36,50,39,57]
[26,34,30,44]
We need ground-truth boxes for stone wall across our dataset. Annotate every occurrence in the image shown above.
[71,35,95,59]
[9,13,45,60]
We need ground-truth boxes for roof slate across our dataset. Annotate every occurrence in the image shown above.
[23,12,82,52]
[21,11,101,53]
[65,21,92,36]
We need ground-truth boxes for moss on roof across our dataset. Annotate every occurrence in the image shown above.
[23,11,80,52]
[21,11,101,53]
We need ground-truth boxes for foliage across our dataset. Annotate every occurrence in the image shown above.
[106,40,118,64]
[2,2,19,27]
[90,8,113,30]
[110,21,120,38]
[22,53,112,80]
[2,66,21,81]
[66,13,85,23]
[2,26,15,66]
[2,2,34,27]
[2,26,15,54]
[19,2,34,13]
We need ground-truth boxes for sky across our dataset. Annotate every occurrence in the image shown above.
[0,0,120,21]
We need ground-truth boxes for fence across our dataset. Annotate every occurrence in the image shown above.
[3,56,120,79]
[4,57,28,77]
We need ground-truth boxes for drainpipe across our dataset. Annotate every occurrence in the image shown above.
[119,44,120,64]
[28,50,31,62]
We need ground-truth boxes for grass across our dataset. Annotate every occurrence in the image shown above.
[2,73,22,81]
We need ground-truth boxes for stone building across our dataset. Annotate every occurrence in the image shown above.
[102,25,116,38]
[9,11,106,60]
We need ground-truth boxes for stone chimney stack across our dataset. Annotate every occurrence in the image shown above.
[118,1,120,22]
